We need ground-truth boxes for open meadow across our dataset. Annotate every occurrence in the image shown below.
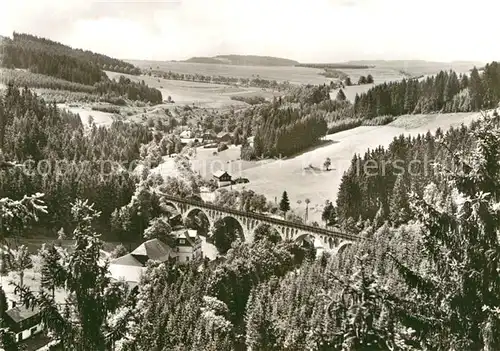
[127,59,477,86]
[105,70,282,110]
[56,103,117,127]
[153,111,482,225]
[127,60,336,85]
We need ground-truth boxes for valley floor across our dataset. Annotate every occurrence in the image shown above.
[153,111,482,225]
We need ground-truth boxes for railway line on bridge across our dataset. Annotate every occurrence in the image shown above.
[158,193,365,250]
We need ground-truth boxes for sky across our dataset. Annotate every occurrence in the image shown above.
[1,0,498,63]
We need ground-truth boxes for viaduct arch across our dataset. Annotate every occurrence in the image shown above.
[158,193,364,252]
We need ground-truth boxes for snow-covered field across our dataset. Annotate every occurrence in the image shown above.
[56,103,116,127]
[153,111,482,224]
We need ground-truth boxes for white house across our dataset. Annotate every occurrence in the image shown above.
[4,302,43,343]
[180,130,193,139]
[172,229,202,263]
[109,239,172,286]
[213,170,232,188]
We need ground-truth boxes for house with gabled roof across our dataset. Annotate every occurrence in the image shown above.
[108,238,172,287]
[217,131,232,143]
[3,303,43,343]
[213,170,232,187]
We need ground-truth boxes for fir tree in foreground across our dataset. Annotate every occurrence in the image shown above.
[392,112,500,350]
[16,199,133,351]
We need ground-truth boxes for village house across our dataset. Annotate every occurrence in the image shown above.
[109,232,204,285]
[172,229,203,263]
[180,130,194,139]
[3,302,44,343]
[213,170,232,188]
[202,129,217,143]
[217,131,232,143]
[109,238,172,289]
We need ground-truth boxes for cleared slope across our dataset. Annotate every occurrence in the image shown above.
[231,111,482,223]
[153,111,482,225]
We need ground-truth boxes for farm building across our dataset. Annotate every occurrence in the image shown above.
[217,132,232,143]
[3,303,44,343]
[109,238,172,287]
[180,130,194,138]
[202,130,217,142]
[213,170,232,187]
[109,234,205,284]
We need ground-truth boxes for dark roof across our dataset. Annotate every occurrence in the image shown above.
[110,253,144,267]
[5,305,40,324]
[213,170,230,178]
[130,239,171,261]
[217,131,230,138]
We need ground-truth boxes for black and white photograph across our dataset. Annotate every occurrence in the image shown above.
[0,0,499,350]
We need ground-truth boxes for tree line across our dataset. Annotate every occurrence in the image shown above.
[0,84,157,238]
[238,85,330,159]
[149,69,292,91]
[6,32,140,75]
[353,62,500,118]
[1,33,162,103]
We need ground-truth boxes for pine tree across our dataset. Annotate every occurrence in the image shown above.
[336,89,346,101]
[322,200,338,227]
[389,174,410,226]
[38,244,62,300]
[0,286,7,326]
[393,113,500,350]
[469,67,484,110]
[279,191,290,219]
[17,199,132,350]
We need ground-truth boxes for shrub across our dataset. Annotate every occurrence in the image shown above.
[91,105,120,114]
[217,143,228,152]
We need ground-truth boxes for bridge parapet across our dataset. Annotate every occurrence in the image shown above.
[158,193,364,249]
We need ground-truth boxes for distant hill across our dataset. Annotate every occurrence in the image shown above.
[185,57,226,64]
[345,60,484,74]
[296,63,373,69]
[184,55,299,66]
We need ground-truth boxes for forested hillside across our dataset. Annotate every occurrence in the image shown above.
[239,84,331,158]
[2,32,141,75]
[0,83,156,237]
[0,32,162,104]
[353,62,500,117]
[107,111,500,350]
[334,123,476,227]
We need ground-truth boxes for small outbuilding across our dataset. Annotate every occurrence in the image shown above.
[213,170,232,187]
[217,132,232,143]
